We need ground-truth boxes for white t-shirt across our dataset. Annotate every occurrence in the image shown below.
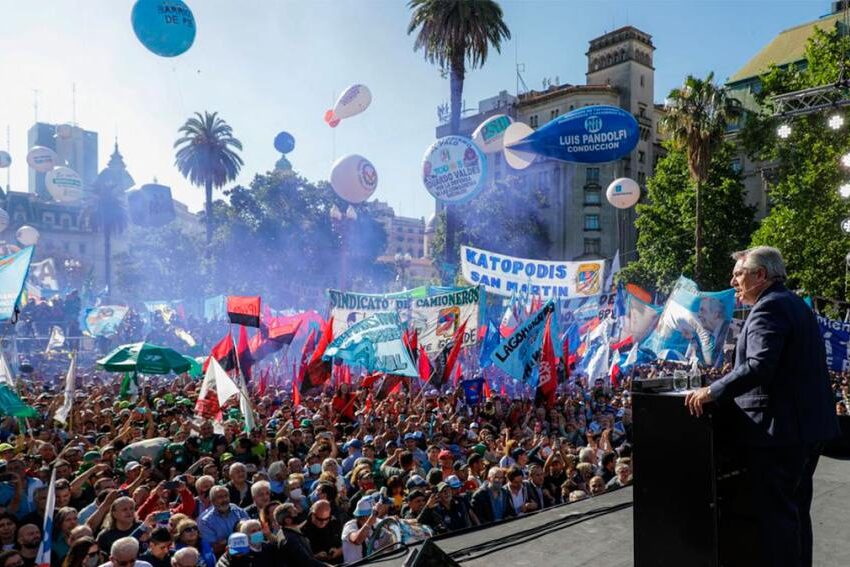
[342,519,370,563]
[98,561,153,567]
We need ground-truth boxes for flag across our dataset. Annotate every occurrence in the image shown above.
[237,325,254,381]
[303,318,334,392]
[35,467,57,567]
[375,375,404,400]
[586,342,610,383]
[417,345,431,383]
[256,368,268,397]
[491,301,554,383]
[174,328,196,348]
[478,320,500,369]
[45,326,65,353]
[54,353,76,425]
[227,296,261,327]
[462,378,485,406]
[604,250,620,292]
[323,313,417,378]
[292,374,301,408]
[341,365,352,385]
[203,332,237,374]
[296,330,317,392]
[482,378,492,400]
[267,316,302,343]
[610,335,634,352]
[362,372,383,390]
[0,246,34,321]
[500,298,518,337]
[119,372,139,401]
[0,351,15,388]
[430,319,467,389]
[453,361,463,386]
[196,357,241,420]
[236,373,256,433]
[536,314,558,408]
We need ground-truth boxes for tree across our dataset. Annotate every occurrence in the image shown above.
[174,111,244,248]
[661,72,742,284]
[90,146,132,296]
[619,142,756,292]
[407,0,511,281]
[740,26,850,299]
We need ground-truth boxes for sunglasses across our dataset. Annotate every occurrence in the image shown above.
[86,552,100,558]
[180,526,198,534]
[314,515,331,523]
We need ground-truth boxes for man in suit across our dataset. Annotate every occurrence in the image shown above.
[686,246,839,567]
[470,467,516,524]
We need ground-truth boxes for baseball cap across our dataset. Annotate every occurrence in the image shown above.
[124,461,141,473]
[353,497,373,517]
[438,449,453,461]
[436,482,450,492]
[446,475,462,489]
[343,439,363,451]
[0,444,14,453]
[405,475,428,490]
[227,533,250,556]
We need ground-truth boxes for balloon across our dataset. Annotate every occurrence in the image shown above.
[421,136,487,204]
[606,177,641,209]
[45,167,85,203]
[16,225,39,246]
[26,146,59,173]
[0,151,10,168]
[273,131,295,154]
[55,124,74,139]
[505,105,639,164]
[131,0,196,58]
[472,114,513,154]
[127,183,176,227]
[502,123,537,170]
[330,154,378,204]
[324,84,372,128]
[0,209,8,232]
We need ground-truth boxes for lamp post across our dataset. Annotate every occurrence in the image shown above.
[394,252,412,291]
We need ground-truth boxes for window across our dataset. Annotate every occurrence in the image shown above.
[79,243,86,254]
[586,167,600,185]
[61,214,71,229]
[530,115,538,128]
[584,188,602,205]
[550,108,560,120]
[42,212,55,225]
[637,171,646,185]
[584,238,601,256]
[584,214,600,231]
[730,158,742,173]
[640,75,645,88]
[638,150,645,164]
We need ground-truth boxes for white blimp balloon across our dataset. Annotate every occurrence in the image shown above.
[330,154,378,204]
[502,122,537,170]
[471,114,513,154]
[0,209,8,232]
[606,177,641,209]
[26,146,59,173]
[324,84,372,128]
[45,166,85,202]
[16,225,40,246]
[0,151,11,168]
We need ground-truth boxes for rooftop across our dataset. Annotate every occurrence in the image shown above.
[517,84,618,107]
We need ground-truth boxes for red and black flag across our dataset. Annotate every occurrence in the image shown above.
[302,317,334,393]
[237,324,254,381]
[202,332,237,374]
[376,374,405,400]
[296,329,317,392]
[535,313,558,409]
[227,296,261,328]
[429,319,467,389]
[250,316,303,363]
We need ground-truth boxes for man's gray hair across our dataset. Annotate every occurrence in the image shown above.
[251,480,270,498]
[239,519,262,534]
[578,447,595,464]
[111,536,140,559]
[732,246,787,282]
[172,547,199,567]
[209,485,229,499]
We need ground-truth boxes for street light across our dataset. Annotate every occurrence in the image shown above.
[840,183,850,198]
[394,252,413,290]
[777,124,792,139]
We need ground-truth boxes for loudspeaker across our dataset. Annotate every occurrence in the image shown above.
[403,539,461,567]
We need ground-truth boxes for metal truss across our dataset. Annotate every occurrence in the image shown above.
[771,81,850,118]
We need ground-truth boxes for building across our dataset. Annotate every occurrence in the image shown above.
[27,122,98,200]
[366,199,437,284]
[435,26,664,263]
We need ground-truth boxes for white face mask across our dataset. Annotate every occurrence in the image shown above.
[289,488,303,500]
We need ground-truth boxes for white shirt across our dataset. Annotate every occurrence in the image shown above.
[99,561,153,567]
[342,519,370,563]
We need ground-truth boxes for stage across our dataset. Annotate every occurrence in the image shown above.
[357,456,850,566]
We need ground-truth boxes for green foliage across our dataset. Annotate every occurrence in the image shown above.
[620,142,756,292]
[740,25,850,298]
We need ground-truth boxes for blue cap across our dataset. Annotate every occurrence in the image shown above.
[446,475,462,489]
[403,433,416,441]
[228,533,250,556]
[363,435,374,444]
[353,497,373,517]
[344,439,363,451]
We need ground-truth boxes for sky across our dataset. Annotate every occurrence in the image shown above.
[0,0,833,220]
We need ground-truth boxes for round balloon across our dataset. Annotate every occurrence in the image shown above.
[45,167,85,202]
[131,0,196,57]
[606,177,641,209]
[16,225,39,246]
[55,123,74,139]
[501,122,537,170]
[26,146,59,173]
[330,154,378,204]
[324,84,372,127]
[421,136,487,204]
[273,131,295,154]
[472,114,513,154]
[0,151,10,168]
[0,209,8,232]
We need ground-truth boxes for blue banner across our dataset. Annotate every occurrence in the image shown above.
[478,320,501,369]
[462,378,485,406]
[491,300,555,382]
[0,247,34,321]
[81,305,129,337]
[817,314,850,372]
[204,295,227,322]
[323,311,418,378]
[641,277,734,366]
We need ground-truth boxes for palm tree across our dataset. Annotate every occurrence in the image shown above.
[174,111,243,247]
[661,72,741,284]
[407,0,510,281]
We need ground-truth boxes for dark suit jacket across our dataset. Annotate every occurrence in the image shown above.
[470,484,517,524]
[709,283,840,447]
[523,480,550,510]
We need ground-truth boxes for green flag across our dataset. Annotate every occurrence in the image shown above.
[119,372,139,401]
[0,385,37,418]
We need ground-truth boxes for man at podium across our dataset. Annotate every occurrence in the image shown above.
[685,246,839,567]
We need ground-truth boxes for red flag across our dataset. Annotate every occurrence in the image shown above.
[303,318,334,392]
[362,372,383,390]
[256,368,268,396]
[296,330,317,389]
[268,316,302,343]
[363,395,373,415]
[227,296,261,327]
[342,365,351,385]
[292,373,301,407]
[376,375,404,400]
[453,361,463,386]
[237,325,254,380]
[483,378,492,400]
[417,345,431,383]
[536,313,558,409]
[442,319,467,386]
[202,332,236,373]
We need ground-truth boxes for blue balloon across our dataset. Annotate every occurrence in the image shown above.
[131,0,196,58]
[506,105,639,164]
[273,131,296,154]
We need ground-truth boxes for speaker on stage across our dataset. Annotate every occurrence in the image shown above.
[403,540,461,567]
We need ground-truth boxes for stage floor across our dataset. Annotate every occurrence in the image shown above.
[359,456,850,566]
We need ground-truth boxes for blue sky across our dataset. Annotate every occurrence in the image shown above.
[0,0,831,220]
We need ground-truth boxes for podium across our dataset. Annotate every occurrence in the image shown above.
[632,390,760,567]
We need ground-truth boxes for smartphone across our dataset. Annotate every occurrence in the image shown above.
[154,511,171,524]
[162,481,179,490]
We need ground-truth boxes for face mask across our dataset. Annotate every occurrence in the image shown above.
[309,464,322,476]
[85,556,99,567]
[289,488,303,500]
[249,532,264,546]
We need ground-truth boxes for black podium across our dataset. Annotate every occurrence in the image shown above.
[632,390,760,567]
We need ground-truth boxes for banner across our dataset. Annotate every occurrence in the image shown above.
[0,246,34,320]
[817,314,850,372]
[409,286,482,356]
[29,259,59,291]
[82,305,129,337]
[327,287,429,337]
[641,277,734,366]
[204,295,227,322]
[323,311,418,378]
[491,300,555,382]
[227,295,261,328]
[621,292,663,343]
[462,378,485,406]
[461,245,604,299]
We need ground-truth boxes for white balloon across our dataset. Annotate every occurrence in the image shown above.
[0,209,8,232]
[55,123,74,139]
[502,122,537,170]
[472,114,513,154]
[45,166,85,202]
[26,146,59,173]
[606,177,641,209]
[0,151,10,168]
[330,154,378,204]
[325,84,372,127]
[421,136,487,204]
[16,225,39,246]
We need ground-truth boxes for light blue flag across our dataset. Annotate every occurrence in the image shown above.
[491,300,555,383]
[0,246,34,321]
[641,276,734,366]
[81,305,129,337]
[323,312,418,378]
